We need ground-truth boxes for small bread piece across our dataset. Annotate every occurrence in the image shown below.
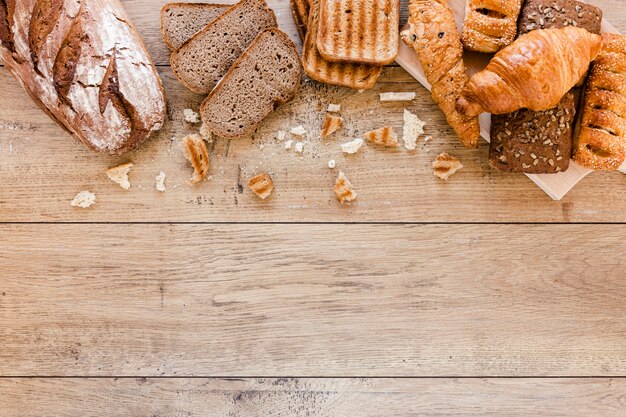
[291,125,308,137]
[317,0,400,65]
[290,0,310,41]
[182,134,210,185]
[364,126,399,147]
[334,171,357,203]
[341,138,364,154]
[183,109,201,124]
[327,103,341,112]
[321,114,344,138]
[518,0,602,36]
[160,3,229,50]
[71,191,96,208]
[170,0,277,94]
[248,172,274,199]
[433,153,463,180]
[200,29,302,138]
[380,92,416,102]
[573,33,626,171]
[106,162,134,190]
[303,0,382,90]
[402,109,425,150]
[462,0,524,53]
[156,172,167,192]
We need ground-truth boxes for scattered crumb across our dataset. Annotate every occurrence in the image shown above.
[259,144,265,150]
[328,159,336,169]
[181,133,210,185]
[380,92,416,102]
[341,138,364,154]
[106,162,133,190]
[284,139,293,150]
[334,171,357,204]
[294,142,304,153]
[403,109,426,150]
[248,172,274,199]
[424,136,432,142]
[199,123,212,141]
[183,108,201,124]
[155,171,166,192]
[321,114,344,138]
[290,125,307,137]
[327,103,341,112]
[363,126,399,148]
[433,153,463,180]
[71,191,96,208]
[276,130,286,141]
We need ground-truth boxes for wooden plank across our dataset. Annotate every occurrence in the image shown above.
[2,378,625,416]
[3,68,626,222]
[2,224,625,376]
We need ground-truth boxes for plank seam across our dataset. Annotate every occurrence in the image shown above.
[0,222,625,225]
[2,376,626,379]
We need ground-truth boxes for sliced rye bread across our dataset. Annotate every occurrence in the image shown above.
[303,0,382,90]
[160,3,230,50]
[200,28,302,138]
[170,0,277,94]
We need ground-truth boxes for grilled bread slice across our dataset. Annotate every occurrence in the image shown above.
[290,0,310,41]
[200,28,302,138]
[160,3,229,50]
[303,0,382,90]
[317,0,400,65]
[170,0,277,94]
[364,126,400,147]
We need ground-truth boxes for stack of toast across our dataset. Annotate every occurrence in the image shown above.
[292,0,400,90]
[162,0,302,139]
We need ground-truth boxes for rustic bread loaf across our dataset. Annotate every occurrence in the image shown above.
[160,2,229,50]
[200,28,302,138]
[170,0,277,94]
[518,0,602,36]
[0,0,166,155]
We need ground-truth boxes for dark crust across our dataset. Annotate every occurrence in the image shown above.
[29,0,65,75]
[290,0,309,41]
[518,0,603,36]
[53,13,87,109]
[0,0,15,53]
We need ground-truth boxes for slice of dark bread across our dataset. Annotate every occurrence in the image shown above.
[160,3,229,50]
[200,28,302,138]
[170,0,277,94]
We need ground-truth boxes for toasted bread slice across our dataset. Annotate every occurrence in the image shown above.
[317,0,400,65]
[160,3,229,50]
[290,0,310,41]
[200,29,302,138]
[303,0,382,90]
[364,126,399,147]
[170,0,277,94]
[248,172,275,199]
[321,113,344,138]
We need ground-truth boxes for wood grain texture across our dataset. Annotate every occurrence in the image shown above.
[2,224,625,376]
[2,378,626,417]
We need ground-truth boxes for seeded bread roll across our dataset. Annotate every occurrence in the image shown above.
[490,93,575,174]
[518,0,602,37]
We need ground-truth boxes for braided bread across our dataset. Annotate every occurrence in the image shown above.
[462,0,523,53]
[401,0,480,148]
[573,33,626,171]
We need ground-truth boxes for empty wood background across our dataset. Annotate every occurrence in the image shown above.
[1,0,625,415]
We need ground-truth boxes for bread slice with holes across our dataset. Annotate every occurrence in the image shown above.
[170,0,277,94]
[200,28,302,138]
[160,3,229,50]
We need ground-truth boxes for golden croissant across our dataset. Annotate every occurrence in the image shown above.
[456,27,602,117]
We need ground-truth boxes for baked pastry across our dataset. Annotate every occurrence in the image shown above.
[573,33,626,171]
[303,0,382,90]
[401,0,480,148]
[317,0,400,65]
[462,0,523,53]
[0,0,166,155]
[457,27,601,117]
[490,93,575,174]
[518,0,602,36]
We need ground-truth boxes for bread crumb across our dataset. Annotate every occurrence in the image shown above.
[156,171,166,192]
[259,144,265,150]
[294,142,304,153]
[199,123,213,141]
[327,103,341,112]
[276,130,286,141]
[71,191,96,208]
[380,92,416,102]
[424,136,432,142]
[248,172,274,199]
[433,153,463,180]
[106,162,133,190]
[321,113,344,138]
[290,125,307,137]
[363,126,399,147]
[341,138,364,154]
[328,159,336,169]
[183,108,201,124]
[403,109,426,150]
[284,139,293,150]
[181,133,210,185]
[334,171,357,204]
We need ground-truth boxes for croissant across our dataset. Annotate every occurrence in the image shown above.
[456,27,602,117]
[401,0,480,148]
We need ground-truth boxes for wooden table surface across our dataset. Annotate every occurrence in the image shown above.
[2,0,626,415]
